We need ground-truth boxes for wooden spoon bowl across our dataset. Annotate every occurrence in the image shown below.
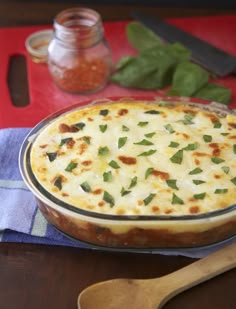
[78,242,236,309]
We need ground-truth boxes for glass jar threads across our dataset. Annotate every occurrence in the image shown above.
[48,7,112,94]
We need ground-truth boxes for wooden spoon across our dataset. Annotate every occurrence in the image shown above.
[78,242,236,309]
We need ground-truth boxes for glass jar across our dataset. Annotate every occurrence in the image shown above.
[48,7,112,94]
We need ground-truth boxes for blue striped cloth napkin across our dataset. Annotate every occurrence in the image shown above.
[1,128,235,258]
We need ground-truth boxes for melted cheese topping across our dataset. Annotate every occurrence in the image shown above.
[30,100,236,216]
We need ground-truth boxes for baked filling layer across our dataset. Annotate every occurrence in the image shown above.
[30,100,236,217]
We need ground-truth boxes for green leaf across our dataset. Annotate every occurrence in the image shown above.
[164,124,175,134]
[126,21,162,52]
[168,141,179,148]
[214,189,228,194]
[144,110,160,115]
[103,191,115,207]
[172,193,184,205]
[65,161,78,172]
[170,149,183,164]
[213,120,222,128]
[99,124,108,133]
[145,132,156,138]
[82,136,90,144]
[193,83,232,105]
[80,181,92,193]
[99,109,109,116]
[59,137,72,146]
[122,125,130,132]
[183,143,198,151]
[180,113,195,125]
[74,122,86,130]
[203,135,212,143]
[189,167,203,175]
[121,187,131,196]
[54,176,62,190]
[109,160,120,169]
[193,180,206,185]
[118,137,128,149]
[166,179,179,190]
[98,146,109,156]
[115,56,135,70]
[233,145,236,154]
[138,149,157,157]
[138,121,149,127]
[231,177,236,185]
[221,166,230,174]
[134,139,154,146]
[193,192,206,199]
[143,193,156,206]
[128,176,138,189]
[168,62,209,97]
[103,171,112,182]
[46,152,57,162]
[145,167,154,179]
[211,157,225,164]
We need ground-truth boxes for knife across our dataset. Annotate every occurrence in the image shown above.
[132,11,236,76]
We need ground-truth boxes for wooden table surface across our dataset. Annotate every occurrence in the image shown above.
[1,1,236,308]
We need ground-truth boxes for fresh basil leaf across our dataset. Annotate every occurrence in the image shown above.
[46,152,57,162]
[82,136,90,144]
[193,180,206,185]
[109,160,120,169]
[65,161,78,172]
[138,149,157,156]
[172,193,184,204]
[189,167,203,175]
[134,139,154,146]
[193,83,232,105]
[98,146,109,156]
[138,121,149,127]
[180,113,195,125]
[166,179,178,190]
[183,143,198,151]
[115,56,135,70]
[211,157,225,164]
[103,191,115,207]
[128,176,138,189]
[203,135,212,143]
[118,137,128,149]
[145,132,156,138]
[122,125,130,132]
[80,181,91,193]
[170,149,183,164]
[121,187,131,196]
[214,189,228,194]
[193,192,206,199]
[143,193,156,206]
[103,171,112,182]
[164,124,175,134]
[168,141,179,148]
[99,124,108,133]
[145,167,154,179]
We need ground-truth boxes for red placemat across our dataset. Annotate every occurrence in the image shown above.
[1,15,236,128]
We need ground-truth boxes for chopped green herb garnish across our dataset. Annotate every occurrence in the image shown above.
[99,109,109,116]
[231,177,236,185]
[145,132,156,138]
[65,161,78,172]
[183,143,198,151]
[99,124,108,133]
[103,171,112,182]
[121,187,131,196]
[138,149,157,156]
[122,125,130,132]
[172,193,184,204]
[233,144,236,154]
[109,160,120,169]
[138,121,149,127]
[54,176,62,190]
[80,181,92,193]
[168,141,179,148]
[82,136,90,144]
[103,191,115,207]
[143,193,156,205]
[145,167,154,179]
[193,192,206,199]
[214,189,228,194]
[74,122,86,130]
[128,176,138,189]
[203,135,212,143]
[211,157,225,164]
[98,146,109,156]
[193,180,206,185]
[166,179,178,190]
[221,132,230,136]
[221,166,230,174]
[46,152,57,162]
[181,113,195,125]
[134,139,154,146]
[145,110,160,114]
[118,137,128,148]
[213,120,222,128]
[189,167,203,175]
[59,137,72,146]
[170,149,183,164]
[164,124,175,134]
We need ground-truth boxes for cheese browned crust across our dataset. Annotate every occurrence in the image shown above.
[30,100,236,217]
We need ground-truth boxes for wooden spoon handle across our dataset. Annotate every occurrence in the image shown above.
[157,242,236,307]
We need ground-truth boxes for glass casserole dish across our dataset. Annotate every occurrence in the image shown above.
[19,96,236,249]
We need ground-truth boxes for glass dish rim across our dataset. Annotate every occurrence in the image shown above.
[19,95,236,222]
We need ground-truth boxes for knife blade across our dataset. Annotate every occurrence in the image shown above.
[132,11,236,76]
